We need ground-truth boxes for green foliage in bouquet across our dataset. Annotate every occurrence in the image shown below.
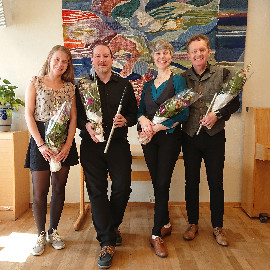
[78,77,101,113]
[155,88,200,119]
[45,101,71,150]
[222,63,252,96]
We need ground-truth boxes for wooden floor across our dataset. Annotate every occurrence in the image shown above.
[0,204,270,270]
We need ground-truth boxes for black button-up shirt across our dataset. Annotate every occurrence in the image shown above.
[76,73,138,141]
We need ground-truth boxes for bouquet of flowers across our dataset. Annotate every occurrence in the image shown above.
[139,88,201,144]
[212,62,252,112]
[78,76,104,142]
[152,88,201,124]
[45,101,71,172]
[196,62,252,135]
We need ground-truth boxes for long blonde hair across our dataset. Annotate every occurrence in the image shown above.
[40,45,74,83]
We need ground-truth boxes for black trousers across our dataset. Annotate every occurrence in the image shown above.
[182,130,225,228]
[142,128,181,236]
[80,137,132,247]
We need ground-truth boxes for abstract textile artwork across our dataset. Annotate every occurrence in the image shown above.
[62,0,248,104]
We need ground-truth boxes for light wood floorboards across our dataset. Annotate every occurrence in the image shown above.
[0,204,270,270]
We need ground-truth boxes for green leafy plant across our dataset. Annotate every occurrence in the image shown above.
[0,78,25,117]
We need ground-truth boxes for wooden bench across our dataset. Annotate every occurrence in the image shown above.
[74,145,183,230]
[127,144,183,181]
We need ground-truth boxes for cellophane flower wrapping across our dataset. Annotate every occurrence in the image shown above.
[45,101,71,172]
[78,77,104,142]
[139,88,201,144]
[152,88,202,124]
[212,63,252,112]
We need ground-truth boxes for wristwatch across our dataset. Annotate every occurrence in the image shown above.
[214,110,222,119]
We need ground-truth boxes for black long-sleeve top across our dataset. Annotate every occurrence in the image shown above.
[76,73,138,141]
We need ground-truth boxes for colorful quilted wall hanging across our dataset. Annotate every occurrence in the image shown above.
[62,0,248,104]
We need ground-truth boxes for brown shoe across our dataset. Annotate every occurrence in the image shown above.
[183,224,198,241]
[213,227,229,246]
[161,224,172,238]
[150,237,168,258]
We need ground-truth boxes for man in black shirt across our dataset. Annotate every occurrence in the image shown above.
[76,44,138,269]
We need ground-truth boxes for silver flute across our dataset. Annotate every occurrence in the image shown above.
[104,86,127,153]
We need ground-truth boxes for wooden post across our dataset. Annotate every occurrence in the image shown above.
[73,165,90,231]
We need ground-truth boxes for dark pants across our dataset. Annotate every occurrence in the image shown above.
[182,130,225,228]
[142,128,181,236]
[80,138,132,247]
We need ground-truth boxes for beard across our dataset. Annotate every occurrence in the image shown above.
[95,65,110,74]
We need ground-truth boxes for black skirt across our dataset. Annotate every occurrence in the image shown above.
[24,121,79,171]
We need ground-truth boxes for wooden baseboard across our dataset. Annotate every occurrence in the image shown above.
[127,202,241,208]
[28,202,241,208]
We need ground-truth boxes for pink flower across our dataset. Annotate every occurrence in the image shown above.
[160,106,166,114]
[87,98,93,105]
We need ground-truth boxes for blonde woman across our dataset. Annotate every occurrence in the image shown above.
[138,39,188,257]
[25,45,79,256]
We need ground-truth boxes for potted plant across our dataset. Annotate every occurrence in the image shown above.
[0,78,25,132]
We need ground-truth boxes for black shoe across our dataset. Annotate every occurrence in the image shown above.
[98,246,115,269]
[115,228,122,246]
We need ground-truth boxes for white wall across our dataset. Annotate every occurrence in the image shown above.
[0,0,269,203]
[243,0,270,108]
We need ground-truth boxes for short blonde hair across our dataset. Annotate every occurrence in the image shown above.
[149,39,174,56]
